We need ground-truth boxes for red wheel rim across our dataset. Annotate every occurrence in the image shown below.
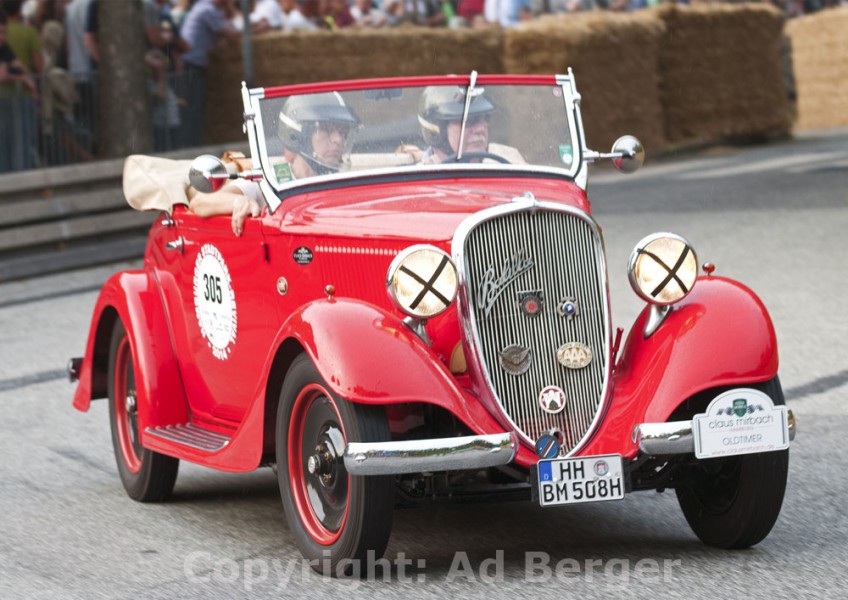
[288,383,349,545]
[114,337,142,474]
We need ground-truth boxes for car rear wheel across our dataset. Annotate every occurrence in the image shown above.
[675,377,789,548]
[276,354,394,576]
[108,320,179,502]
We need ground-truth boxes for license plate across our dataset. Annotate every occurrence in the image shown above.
[536,454,625,506]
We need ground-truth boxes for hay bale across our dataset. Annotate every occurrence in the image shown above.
[206,28,504,144]
[786,6,848,131]
[505,11,666,154]
[657,3,792,145]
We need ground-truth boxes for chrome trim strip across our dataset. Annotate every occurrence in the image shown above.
[635,411,797,455]
[343,432,517,476]
[451,199,613,458]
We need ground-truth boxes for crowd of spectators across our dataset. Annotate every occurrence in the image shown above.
[0,0,844,174]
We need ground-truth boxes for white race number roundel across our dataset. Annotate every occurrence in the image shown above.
[193,244,237,360]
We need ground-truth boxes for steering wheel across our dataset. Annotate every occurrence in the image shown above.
[441,151,512,165]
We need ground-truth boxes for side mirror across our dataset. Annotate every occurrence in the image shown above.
[610,135,644,174]
[189,154,229,193]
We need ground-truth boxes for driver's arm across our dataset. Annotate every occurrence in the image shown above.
[189,180,263,237]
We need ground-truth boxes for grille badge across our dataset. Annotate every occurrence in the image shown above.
[557,342,593,369]
[557,296,580,320]
[499,344,532,376]
[535,431,562,458]
[539,386,567,414]
[518,290,544,317]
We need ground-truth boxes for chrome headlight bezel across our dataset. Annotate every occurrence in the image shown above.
[387,245,458,319]
[628,232,698,306]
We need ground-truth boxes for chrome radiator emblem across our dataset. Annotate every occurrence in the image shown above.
[478,249,534,317]
[557,342,593,369]
[499,344,532,376]
[539,386,567,414]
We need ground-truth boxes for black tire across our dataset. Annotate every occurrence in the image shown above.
[276,354,394,576]
[108,320,179,502]
[675,377,789,549]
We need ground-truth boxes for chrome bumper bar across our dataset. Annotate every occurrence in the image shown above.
[635,410,797,455]
[343,432,518,476]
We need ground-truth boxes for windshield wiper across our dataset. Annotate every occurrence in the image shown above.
[456,70,478,162]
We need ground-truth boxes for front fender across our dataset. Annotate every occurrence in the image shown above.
[72,270,188,429]
[275,298,505,436]
[584,276,778,457]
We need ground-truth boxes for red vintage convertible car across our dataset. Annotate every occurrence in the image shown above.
[70,72,795,574]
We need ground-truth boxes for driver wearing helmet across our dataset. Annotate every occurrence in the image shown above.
[276,91,361,179]
[416,85,523,165]
[190,92,360,235]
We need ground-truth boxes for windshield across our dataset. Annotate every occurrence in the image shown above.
[246,75,584,196]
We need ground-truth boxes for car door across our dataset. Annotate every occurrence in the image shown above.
[160,209,277,425]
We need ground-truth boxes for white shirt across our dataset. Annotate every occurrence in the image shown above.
[281,7,317,31]
[231,179,264,204]
[251,0,284,28]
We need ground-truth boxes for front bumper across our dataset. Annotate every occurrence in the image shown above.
[343,432,518,476]
[634,409,797,455]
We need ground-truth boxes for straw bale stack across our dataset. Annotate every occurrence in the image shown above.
[657,3,792,144]
[504,11,666,153]
[786,6,848,131]
[206,27,504,143]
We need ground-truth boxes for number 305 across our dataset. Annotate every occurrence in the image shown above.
[203,274,222,303]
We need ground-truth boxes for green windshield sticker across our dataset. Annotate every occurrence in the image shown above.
[559,145,574,166]
[274,163,293,182]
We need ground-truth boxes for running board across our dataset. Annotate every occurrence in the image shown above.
[145,424,231,452]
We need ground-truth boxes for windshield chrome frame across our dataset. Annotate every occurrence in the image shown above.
[243,73,587,213]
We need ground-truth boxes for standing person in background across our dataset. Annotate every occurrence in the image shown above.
[64,0,93,136]
[179,0,239,148]
[1,0,42,170]
[483,0,531,27]
[385,0,447,26]
[278,0,316,30]
[234,0,284,33]
[1,13,39,172]
[350,0,390,27]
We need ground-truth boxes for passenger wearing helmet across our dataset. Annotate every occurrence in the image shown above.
[277,91,361,179]
[418,85,493,164]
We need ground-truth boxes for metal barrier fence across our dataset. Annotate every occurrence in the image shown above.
[1,71,187,175]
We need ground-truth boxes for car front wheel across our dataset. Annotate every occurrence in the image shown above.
[108,320,179,502]
[276,354,394,576]
[675,377,789,548]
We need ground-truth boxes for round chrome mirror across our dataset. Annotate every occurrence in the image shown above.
[611,135,644,174]
[189,154,228,193]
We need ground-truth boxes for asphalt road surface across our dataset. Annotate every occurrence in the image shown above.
[2,131,847,599]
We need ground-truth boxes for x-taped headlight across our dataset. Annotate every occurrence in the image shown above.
[387,245,458,319]
[628,233,698,305]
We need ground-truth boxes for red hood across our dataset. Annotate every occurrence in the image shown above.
[274,176,590,244]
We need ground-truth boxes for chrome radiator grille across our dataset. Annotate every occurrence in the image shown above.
[459,206,609,455]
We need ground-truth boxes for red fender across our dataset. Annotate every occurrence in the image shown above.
[72,270,189,430]
[277,298,507,437]
[582,276,778,458]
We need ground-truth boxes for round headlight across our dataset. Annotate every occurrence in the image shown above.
[387,245,458,319]
[628,233,698,305]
